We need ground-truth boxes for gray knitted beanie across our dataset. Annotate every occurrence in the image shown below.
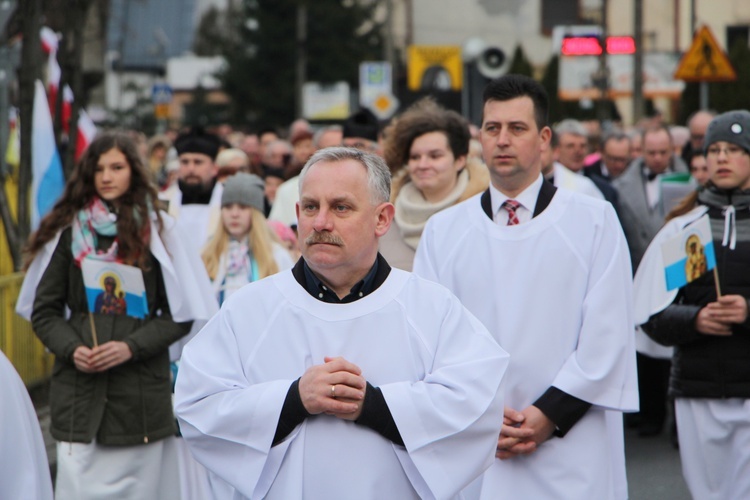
[704,110,750,154]
[221,173,265,213]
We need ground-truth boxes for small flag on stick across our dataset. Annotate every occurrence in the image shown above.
[81,259,148,319]
[661,214,717,291]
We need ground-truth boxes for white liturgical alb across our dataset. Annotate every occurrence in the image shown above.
[175,268,509,500]
[414,188,638,500]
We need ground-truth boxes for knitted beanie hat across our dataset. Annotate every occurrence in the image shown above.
[704,110,750,154]
[221,173,265,213]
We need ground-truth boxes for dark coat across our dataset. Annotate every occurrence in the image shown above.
[31,228,191,445]
[583,167,621,216]
[585,159,609,180]
[643,204,750,398]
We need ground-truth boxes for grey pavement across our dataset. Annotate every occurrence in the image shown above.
[625,425,691,499]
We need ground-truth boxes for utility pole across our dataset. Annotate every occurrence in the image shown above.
[632,0,645,124]
[0,0,20,269]
[295,2,307,119]
[383,0,395,85]
[596,0,610,124]
[691,1,708,110]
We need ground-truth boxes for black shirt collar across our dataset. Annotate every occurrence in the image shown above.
[480,178,557,220]
[292,253,391,303]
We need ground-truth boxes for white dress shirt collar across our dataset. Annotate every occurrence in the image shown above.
[489,174,544,225]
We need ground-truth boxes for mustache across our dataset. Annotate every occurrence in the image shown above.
[305,231,344,246]
[183,175,203,184]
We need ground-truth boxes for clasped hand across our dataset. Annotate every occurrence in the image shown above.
[299,356,366,421]
[696,294,748,336]
[73,341,133,373]
[496,406,556,460]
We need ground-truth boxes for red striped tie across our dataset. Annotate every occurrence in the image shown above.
[502,199,521,226]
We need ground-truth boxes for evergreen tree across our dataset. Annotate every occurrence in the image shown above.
[216,0,383,129]
[709,38,750,114]
[194,6,236,56]
[507,45,533,77]
[540,55,585,124]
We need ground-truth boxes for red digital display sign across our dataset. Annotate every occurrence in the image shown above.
[561,36,636,56]
[607,37,636,54]
[561,37,602,56]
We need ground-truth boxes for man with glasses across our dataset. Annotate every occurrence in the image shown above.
[588,131,632,181]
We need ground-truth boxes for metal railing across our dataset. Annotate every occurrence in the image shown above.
[0,272,53,386]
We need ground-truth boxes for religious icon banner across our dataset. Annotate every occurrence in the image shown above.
[81,258,148,318]
[661,214,716,291]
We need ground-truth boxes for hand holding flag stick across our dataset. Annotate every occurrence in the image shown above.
[713,267,722,299]
[88,312,99,347]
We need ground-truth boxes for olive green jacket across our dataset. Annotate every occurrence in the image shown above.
[31,228,192,445]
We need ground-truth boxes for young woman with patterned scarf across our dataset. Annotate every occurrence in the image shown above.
[201,172,294,305]
[17,132,216,499]
[634,110,750,499]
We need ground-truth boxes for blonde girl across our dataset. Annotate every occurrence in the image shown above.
[202,173,294,303]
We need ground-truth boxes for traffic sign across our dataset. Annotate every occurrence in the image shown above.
[367,92,399,120]
[154,103,170,120]
[151,82,173,104]
[674,25,737,82]
[360,62,392,108]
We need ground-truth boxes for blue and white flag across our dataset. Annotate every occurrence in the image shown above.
[31,80,65,229]
[661,214,716,291]
[81,259,148,319]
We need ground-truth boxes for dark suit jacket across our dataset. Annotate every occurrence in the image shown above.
[585,159,609,181]
[613,156,688,270]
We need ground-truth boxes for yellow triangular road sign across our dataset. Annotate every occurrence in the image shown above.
[674,25,737,82]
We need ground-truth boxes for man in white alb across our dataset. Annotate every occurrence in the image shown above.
[174,147,509,499]
[414,75,638,499]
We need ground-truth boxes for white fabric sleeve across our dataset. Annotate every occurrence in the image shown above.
[0,352,54,500]
[174,310,292,498]
[380,290,508,499]
[549,205,639,411]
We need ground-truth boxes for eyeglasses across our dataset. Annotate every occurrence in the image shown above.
[706,145,748,158]
[603,153,630,164]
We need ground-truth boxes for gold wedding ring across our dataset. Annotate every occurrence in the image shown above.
[331,384,336,398]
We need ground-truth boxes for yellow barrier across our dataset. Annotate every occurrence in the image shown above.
[0,272,53,386]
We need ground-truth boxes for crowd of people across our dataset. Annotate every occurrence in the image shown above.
[4,73,750,499]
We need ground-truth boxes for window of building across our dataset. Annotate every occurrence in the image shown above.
[541,0,581,36]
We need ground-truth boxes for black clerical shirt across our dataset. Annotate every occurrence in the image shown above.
[273,254,404,446]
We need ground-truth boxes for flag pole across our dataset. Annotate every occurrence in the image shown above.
[713,267,722,298]
[88,312,99,347]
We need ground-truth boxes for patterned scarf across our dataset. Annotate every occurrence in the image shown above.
[226,239,250,278]
[71,198,120,267]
